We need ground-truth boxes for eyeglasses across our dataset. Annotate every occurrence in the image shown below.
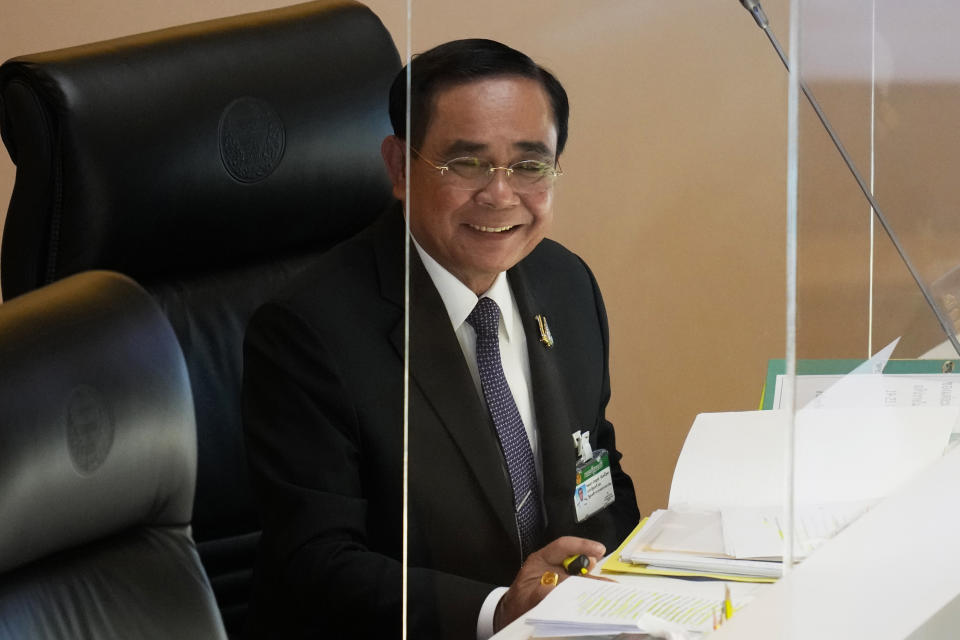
[409,147,562,194]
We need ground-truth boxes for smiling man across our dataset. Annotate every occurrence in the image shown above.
[383,73,557,296]
[243,39,639,639]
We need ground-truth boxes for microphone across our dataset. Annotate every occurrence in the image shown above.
[737,1,960,358]
[739,0,769,28]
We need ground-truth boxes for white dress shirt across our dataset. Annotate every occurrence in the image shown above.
[412,239,541,640]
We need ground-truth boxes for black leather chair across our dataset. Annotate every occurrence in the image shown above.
[0,270,227,639]
[0,1,400,634]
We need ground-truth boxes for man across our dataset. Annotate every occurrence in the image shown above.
[242,39,639,639]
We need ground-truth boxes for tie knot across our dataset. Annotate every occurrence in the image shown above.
[467,297,501,338]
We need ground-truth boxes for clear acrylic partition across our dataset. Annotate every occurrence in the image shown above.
[398,0,792,636]
[787,0,960,571]
[385,0,960,633]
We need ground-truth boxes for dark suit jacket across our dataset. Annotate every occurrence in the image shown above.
[242,206,639,639]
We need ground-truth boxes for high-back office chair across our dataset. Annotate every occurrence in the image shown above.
[0,270,227,639]
[0,1,400,633]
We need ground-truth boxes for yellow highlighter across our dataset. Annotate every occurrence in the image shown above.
[562,554,590,576]
[724,584,734,620]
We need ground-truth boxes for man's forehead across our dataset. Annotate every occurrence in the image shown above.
[437,138,554,157]
[420,76,558,154]
[426,75,550,113]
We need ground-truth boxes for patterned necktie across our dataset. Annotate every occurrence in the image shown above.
[467,297,543,557]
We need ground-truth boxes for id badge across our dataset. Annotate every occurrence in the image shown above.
[573,448,615,523]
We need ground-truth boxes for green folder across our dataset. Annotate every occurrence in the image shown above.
[759,358,959,410]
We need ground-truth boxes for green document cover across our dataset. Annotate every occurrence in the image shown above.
[759,358,959,410]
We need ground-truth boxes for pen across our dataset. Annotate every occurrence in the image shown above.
[562,554,590,576]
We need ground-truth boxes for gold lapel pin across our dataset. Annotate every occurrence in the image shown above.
[535,314,554,348]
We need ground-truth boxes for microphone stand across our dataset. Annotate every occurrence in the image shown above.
[739,0,960,358]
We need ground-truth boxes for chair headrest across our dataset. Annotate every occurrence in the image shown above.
[0,0,400,297]
[0,270,196,574]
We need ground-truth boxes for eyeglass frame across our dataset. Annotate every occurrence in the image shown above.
[407,146,563,193]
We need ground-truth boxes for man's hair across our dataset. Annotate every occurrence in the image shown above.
[388,39,569,157]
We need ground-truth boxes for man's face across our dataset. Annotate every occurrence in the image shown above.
[388,76,559,295]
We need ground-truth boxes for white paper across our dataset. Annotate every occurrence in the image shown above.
[773,373,960,413]
[719,500,874,560]
[619,510,784,578]
[524,576,753,635]
[626,553,782,579]
[630,509,726,555]
[772,337,899,410]
[668,407,957,509]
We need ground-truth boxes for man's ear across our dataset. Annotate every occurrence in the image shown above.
[381,135,407,201]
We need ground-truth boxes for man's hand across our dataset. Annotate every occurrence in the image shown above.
[493,536,607,632]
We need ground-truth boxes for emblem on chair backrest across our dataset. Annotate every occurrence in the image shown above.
[66,385,115,475]
[219,97,286,183]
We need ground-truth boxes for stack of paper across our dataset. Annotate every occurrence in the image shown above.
[618,502,871,579]
[619,512,779,578]
[524,577,753,637]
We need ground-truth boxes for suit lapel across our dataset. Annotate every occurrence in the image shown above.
[374,210,520,551]
[508,262,579,539]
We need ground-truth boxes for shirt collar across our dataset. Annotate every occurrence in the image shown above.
[413,238,519,342]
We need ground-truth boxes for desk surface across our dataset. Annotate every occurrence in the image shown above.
[495,447,960,638]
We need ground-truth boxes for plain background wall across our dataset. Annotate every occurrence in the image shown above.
[0,0,792,516]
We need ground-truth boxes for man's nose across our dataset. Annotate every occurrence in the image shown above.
[476,168,519,208]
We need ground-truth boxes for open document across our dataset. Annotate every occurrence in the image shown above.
[615,405,958,578]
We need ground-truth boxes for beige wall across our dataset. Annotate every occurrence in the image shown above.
[0,0,792,516]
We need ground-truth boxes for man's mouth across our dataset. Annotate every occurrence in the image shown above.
[469,224,515,233]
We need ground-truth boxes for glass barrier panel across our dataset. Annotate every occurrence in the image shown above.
[788,0,960,631]
[398,0,790,636]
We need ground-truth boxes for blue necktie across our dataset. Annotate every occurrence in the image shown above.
[467,297,543,557]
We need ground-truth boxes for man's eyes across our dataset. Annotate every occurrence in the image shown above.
[447,157,485,171]
[445,157,551,173]
[511,160,552,176]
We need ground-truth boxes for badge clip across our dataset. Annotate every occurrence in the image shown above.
[571,429,614,523]
[572,430,593,463]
